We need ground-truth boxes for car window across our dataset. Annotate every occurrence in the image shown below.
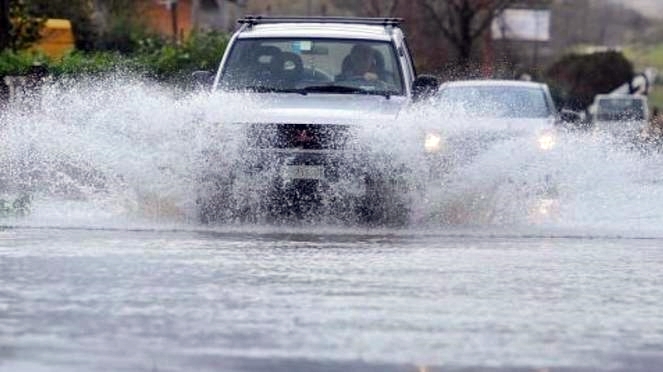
[597,98,645,121]
[436,85,552,118]
[219,38,404,95]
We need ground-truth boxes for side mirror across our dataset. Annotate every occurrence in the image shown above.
[191,70,215,88]
[559,109,583,129]
[412,74,440,101]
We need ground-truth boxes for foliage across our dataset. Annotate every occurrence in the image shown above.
[0,31,229,87]
[0,49,43,75]
[95,16,157,54]
[7,0,44,51]
[648,84,663,113]
[94,0,155,53]
[623,44,663,77]
[545,51,634,111]
[48,51,134,76]
[133,31,229,82]
[6,0,153,53]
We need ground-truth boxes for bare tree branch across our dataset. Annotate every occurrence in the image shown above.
[389,0,399,16]
[363,0,399,17]
[421,0,518,71]
[469,0,513,40]
[421,0,462,48]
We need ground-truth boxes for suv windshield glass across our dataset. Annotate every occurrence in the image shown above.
[436,86,552,118]
[219,38,404,96]
[597,98,645,121]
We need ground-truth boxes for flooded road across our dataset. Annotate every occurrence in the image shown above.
[1,226,662,372]
[2,77,663,371]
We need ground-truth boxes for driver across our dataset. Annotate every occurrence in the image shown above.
[342,44,381,82]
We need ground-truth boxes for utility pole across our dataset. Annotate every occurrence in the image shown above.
[0,0,10,51]
[191,0,200,31]
[216,0,228,32]
[170,0,179,43]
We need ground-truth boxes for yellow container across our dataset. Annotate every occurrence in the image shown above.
[29,19,75,59]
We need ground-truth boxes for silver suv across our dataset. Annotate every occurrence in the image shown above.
[194,16,438,225]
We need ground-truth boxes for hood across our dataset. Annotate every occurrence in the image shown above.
[434,116,556,154]
[593,119,646,135]
[236,93,407,125]
[437,116,555,137]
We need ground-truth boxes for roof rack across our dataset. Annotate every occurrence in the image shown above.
[237,16,404,27]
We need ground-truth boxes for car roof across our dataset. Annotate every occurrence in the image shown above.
[236,23,396,41]
[439,79,548,90]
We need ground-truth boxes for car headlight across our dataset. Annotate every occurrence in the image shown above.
[537,131,556,151]
[424,131,445,154]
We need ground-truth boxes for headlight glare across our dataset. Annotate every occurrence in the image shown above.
[537,132,556,151]
[424,132,444,153]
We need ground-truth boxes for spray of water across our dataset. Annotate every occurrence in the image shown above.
[1,74,663,235]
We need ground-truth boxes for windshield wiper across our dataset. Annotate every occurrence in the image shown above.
[301,85,393,99]
[237,86,283,93]
[233,86,309,95]
[236,85,393,98]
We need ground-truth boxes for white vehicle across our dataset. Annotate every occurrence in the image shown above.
[423,79,560,175]
[590,94,648,137]
[193,16,439,225]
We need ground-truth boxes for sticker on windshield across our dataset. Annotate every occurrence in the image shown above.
[292,41,312,53]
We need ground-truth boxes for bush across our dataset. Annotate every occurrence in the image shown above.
[545,51,634,111]
[133,31,229,83]
[49,50,134,76]
[0,50,44,76]
[0,31,229,86]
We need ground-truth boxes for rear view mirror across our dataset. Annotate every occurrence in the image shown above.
[301,46,329,56]
[558,109,592,130]
[412,74,440,101]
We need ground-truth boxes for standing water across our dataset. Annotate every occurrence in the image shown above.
[1,76,662,371]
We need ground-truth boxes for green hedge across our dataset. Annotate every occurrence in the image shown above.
[133,31,228,82]
[0,31,229,86]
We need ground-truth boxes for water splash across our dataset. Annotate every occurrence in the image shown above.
[1,75,663,235]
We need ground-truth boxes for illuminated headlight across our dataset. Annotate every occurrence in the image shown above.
[424,131,444,154]
[537,132,556,151]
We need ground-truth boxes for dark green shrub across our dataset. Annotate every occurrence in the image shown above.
[545,51,634,111]
[0,49,47,75]
[133,31,229,83]
[1,31,229,87]
[48,50,134,76]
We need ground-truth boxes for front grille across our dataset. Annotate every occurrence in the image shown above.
[247,124,352,150]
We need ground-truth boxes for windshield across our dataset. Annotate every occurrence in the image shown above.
[436,85,552,118]
[597,98,646,121]
[219,38,404,96]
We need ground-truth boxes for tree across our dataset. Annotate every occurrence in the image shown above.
[4,0,44,51]
[1,0,9,50]
[92,0,154,52]
[421,0,515,74]
[331,0,400,17]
